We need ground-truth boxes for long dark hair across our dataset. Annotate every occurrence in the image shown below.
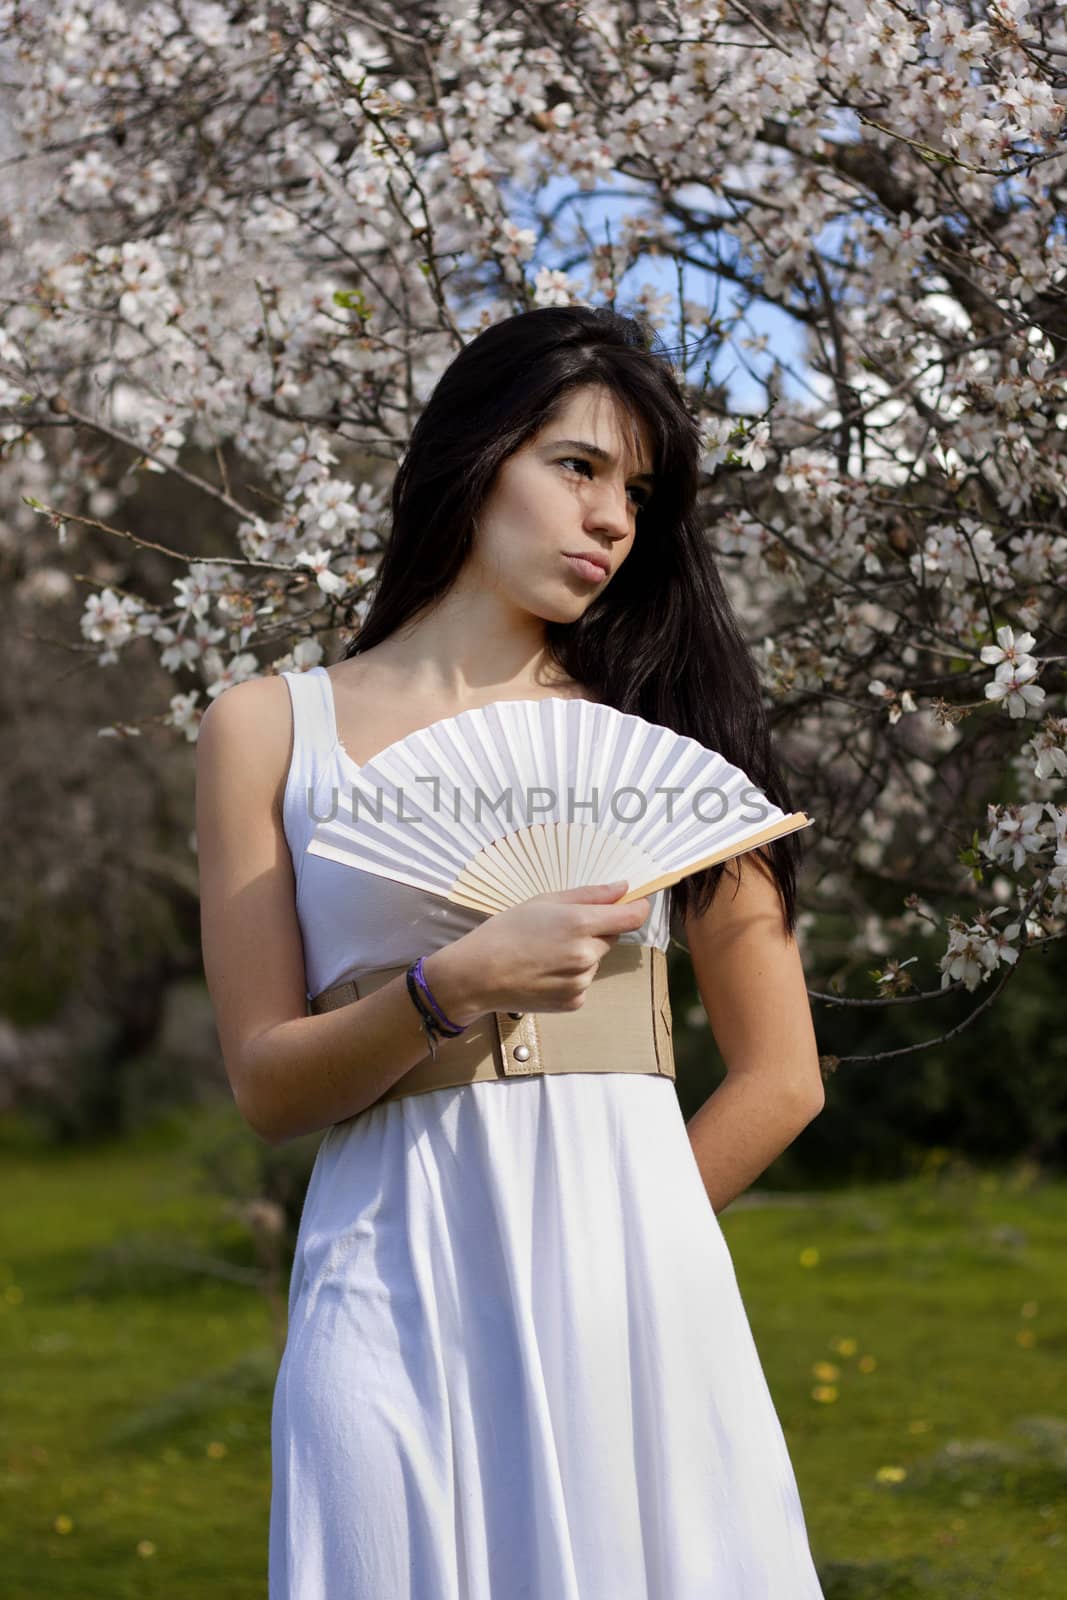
[340,305,803,938]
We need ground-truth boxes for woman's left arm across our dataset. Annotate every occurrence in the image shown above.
[681,852,826,1216]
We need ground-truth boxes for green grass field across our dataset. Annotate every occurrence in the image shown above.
[1,1105,1063,1598]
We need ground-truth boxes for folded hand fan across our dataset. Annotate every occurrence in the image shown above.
[305,698,813,913]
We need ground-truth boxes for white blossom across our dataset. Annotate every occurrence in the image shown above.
[80,588,146,664]
[979,624,1038,669]
[166,690,203,741]
[985,665,1046,719]
[203,650,261,697]
[294,546,347,595]
[3,0,1064,1022]
[940,907,1021,992]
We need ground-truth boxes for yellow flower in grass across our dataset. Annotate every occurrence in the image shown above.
[858,1354,877,1373]
[53,1515,73,1535]
[830,1336,857,1357]
[811,1361,840,1382]
[206,1440,227,1459]
[876,1465,907,1484]
[798,1247,820,1268]
[811,1384,838,1403]
[1016,1328,1037,1348]
[136,1540,157,1558]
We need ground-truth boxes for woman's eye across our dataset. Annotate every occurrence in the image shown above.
[559,458,648,509]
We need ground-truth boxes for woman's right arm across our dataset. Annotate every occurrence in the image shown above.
[194,676,487,1147]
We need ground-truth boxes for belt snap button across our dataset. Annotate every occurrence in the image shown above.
[507,1010,524,1019]
[512,1044,531,1062]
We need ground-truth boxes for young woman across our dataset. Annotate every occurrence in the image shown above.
[196,305,827,1598]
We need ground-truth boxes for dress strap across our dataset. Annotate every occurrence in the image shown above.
[281,665,339,763]
[279,666,342,853]
[313,665,350,758]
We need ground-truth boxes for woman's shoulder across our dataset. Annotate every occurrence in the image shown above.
[199,668,293,734]
[197,670,296,820]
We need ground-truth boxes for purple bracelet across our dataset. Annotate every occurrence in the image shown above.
[407,957,469,1051]
[411,957,467,1033]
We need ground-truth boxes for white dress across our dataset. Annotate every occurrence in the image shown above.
[268,665,825,1599]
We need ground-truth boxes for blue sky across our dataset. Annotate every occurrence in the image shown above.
[512,169,814,416]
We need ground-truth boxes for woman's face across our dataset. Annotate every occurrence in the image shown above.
[466,384,656,624]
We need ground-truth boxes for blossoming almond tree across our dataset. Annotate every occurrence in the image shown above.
[2,0,1065,1075]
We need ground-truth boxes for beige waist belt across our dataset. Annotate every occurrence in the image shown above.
[308,942,675,1108]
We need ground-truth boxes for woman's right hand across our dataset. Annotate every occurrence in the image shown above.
[425,882,652,1022]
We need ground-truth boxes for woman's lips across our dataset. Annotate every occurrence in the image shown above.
[562,553,607,583]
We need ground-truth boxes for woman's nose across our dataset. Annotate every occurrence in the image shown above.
[587,482,634,535]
